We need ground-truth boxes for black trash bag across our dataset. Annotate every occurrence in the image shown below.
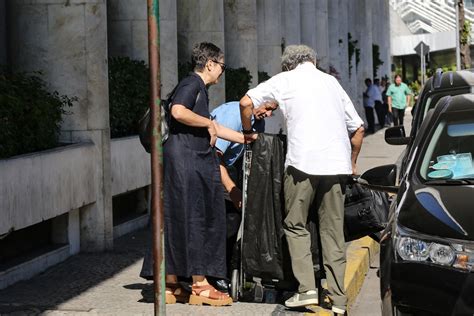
[242,134,287,280]
[343,182,390,242]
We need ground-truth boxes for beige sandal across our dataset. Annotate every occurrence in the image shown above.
[165,283,189,304]
[189,284,232,306]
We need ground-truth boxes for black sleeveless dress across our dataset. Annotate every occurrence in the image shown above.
[163,73,226,278]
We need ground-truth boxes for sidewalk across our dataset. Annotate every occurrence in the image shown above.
[0,117,410,316]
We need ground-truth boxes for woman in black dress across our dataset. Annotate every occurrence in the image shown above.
[164,42,252,306]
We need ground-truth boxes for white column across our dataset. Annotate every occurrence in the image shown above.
[224,0,258,87]
[336,0,350,92]
[283,0,301,46]
[0,1,6,65]
[357,0,373,82]
[107,0,178,98]
[383,0,392,79]
[257,0,283,77]
[159,0,179,97]
[177,0,225,109]
[107,0,148,62]
[347,0,365,121]
[328,0,340,79]
[300,0,317,51]
[314,0,329,70]
[9,0,113,251]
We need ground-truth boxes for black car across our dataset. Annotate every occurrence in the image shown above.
[386,69,474,175]
[361,94,474,315]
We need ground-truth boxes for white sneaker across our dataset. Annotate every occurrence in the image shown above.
[284,291,318,308]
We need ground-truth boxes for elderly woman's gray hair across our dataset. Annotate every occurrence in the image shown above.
[281,45,317,71]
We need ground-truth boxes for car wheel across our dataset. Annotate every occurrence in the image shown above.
[230,269,239,302]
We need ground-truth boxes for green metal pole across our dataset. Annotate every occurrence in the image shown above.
[147,0,165,315]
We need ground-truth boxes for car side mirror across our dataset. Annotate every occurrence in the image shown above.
[359,164,399,194]
[385,126,410,145]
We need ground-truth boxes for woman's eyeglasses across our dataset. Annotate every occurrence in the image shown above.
[212,60,227,73]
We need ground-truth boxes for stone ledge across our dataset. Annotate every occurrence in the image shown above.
[0,245,70,290]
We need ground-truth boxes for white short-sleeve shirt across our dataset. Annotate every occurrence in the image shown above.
[246,62,364,175]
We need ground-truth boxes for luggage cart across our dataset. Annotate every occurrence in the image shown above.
[230,144,252,301]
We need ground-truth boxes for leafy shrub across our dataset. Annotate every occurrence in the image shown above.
[0,69,74,159]
[409,80,421,96]
[225,67,252,102]
[258,71,271,83]
[108,57,150,138]
[372,44,384,79]
[178,62,193,81]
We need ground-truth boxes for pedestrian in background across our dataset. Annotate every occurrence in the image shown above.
[380,77,392,126]
[386,74,412,126]
[240,45,364,315]
[363,78,381,133]
[373,78,386,128]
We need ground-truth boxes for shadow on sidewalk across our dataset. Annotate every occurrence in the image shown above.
[0,229,150,314]
[123,282,154,303]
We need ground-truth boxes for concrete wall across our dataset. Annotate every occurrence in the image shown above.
[257,0,283,76]
[8,0,112,252]
[282,0,301,46]
[111,137,151,196]
[0,1,7,65]
[107,0,178,98]
[177,0,225,110]
[0,143,96,235]
[107,0,148,62]
[336,0,350,92]
[224,0,258,88]
[300,0,317,53]
[357,0,373,83]
[159,0,179,98]
[315,0,329,70]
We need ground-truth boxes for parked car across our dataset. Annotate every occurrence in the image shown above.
[361,93,474,315]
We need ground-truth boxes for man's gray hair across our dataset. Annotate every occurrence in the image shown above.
[281,45,317,71]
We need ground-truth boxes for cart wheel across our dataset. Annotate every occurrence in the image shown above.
[230,269,239,302]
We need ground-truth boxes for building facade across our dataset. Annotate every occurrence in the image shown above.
[0,0,391,289]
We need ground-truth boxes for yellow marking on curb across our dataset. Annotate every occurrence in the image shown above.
[304,236,380,314]
[304,305,333,315]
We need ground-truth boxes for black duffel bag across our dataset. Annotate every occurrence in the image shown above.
[344,181,390,242]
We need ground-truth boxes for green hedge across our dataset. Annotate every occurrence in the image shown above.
[108,57,150,138]
[0,69,74,159]
[225,67,252,102]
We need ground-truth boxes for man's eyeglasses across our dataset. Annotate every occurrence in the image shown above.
[212,60,227,73]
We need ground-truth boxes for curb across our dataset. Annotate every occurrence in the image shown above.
[305,236,379,315]
[345,236,379,309]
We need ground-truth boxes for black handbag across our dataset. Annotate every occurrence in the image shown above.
[138,100,172,153]
[138,86,201,153]
[344,182,390,242]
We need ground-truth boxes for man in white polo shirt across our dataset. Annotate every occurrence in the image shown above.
[239,45,364,315]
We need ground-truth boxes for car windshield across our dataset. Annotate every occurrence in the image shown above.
[420,118,474,182]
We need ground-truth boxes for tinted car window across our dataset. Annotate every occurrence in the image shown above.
[420,118,474,180]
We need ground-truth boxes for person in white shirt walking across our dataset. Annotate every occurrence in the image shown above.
[373,78,387,127]
[363,78,383,133]
[239,45,364,315]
